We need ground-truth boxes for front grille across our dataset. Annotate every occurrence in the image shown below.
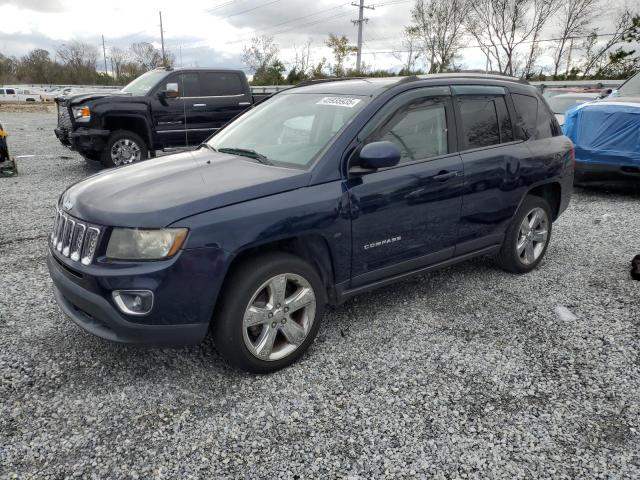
[57,103,72,132]
[51,209,101,266]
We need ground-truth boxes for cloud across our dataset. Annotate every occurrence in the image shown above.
[0,0,64,12]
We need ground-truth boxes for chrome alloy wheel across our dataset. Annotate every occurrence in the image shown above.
[242,273,316,361]
[111,138,141,165]
[517,207,549,265]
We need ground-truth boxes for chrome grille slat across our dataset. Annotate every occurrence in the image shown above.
[51,208,101,265]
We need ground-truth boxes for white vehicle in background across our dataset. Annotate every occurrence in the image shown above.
[0,87,42,102]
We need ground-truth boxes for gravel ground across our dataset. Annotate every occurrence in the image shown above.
[1,111,639,479]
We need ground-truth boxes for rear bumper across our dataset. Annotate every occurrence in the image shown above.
[575,161,640,184]
[47,251,212,346]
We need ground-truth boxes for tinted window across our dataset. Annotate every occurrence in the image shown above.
[511,93,538,138]
[536,98,555,138]
[6,89,15,95]
[377,100,448,163]
[459,98,500,149]
[495,97,514,142]
[0,89,4,94]
[200,72,244,96]
[177,73,200,97]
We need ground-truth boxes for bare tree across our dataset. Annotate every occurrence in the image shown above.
[551,0,599,77]
[109,46,130,79]
[410,0,466,73]
[466,0,557,77]
[242,35,280,73]
[581,8,640,77]
[393,26,423,73]
[130,42,164,71]
[56,41,98,83]
[522,0,561,77]
[292,39,313,76]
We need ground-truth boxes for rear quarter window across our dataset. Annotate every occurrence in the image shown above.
[512,92,560,139]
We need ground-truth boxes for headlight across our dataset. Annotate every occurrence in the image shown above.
[106,228,188,260]
[71,106,91,122]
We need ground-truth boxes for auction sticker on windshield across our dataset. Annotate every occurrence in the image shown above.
[317,97,362,108]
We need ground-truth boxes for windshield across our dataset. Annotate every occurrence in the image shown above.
[618,72,640,97]
[121,70,168,96]
[547,96,593,114]
[208,93,368,168]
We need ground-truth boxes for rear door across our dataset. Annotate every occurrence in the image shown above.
[453,85,532,255]
[186,71,251,144]
[347,86,464,287]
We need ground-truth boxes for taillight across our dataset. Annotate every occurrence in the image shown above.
[570,143,576,170]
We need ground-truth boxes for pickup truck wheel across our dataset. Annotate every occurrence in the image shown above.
[102,130,148,168]
[212,253,325,373]
[496,195,552,274]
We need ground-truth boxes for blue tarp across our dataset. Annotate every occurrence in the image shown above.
[563,101,640,166]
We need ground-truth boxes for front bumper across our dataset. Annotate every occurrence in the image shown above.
[47,247,227,346]
[69,128,110,153]
[575,161,640,184]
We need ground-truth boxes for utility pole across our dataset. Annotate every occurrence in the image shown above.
[351,0,374,73]
[159,11,167,67]
[101,35,108,76]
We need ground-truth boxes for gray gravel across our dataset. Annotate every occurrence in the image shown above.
[1,111,639,479]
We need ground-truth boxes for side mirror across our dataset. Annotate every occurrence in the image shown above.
[159,82,179,99]
[598,88,612,99]
[355,141,401,171]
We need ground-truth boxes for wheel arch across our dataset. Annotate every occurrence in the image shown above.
[102,114,153,149]
[526,181,562,220]
[223,235,338,304]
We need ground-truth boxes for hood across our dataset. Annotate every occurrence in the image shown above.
[61,149,311,228]
[57,91,128,105]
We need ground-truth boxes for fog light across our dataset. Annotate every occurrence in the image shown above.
[112,290,154,316]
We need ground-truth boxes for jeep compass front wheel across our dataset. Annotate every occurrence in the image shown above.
[212,253,325,373]
[496,195,553,274]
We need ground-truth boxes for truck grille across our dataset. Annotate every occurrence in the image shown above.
[51,209,101,265]
[57,103,72,132]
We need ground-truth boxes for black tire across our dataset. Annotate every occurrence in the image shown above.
[101,130,148,168]
[496,195,553,274]
[211,252,326,373]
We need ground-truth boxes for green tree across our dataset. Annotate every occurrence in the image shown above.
[325,34,357,77]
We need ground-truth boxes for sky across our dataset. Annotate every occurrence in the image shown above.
[0,0,631,76]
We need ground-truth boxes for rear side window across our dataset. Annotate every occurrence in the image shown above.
[376,99,448,163]
[6,89,15,95]
[458,96,513,149]
[200,72,244,96]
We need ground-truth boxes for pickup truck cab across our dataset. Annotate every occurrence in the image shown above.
[48,74,574,373]
[0,87,41,102]
[54,67,262,167]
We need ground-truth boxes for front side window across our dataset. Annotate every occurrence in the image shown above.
[208,93,368,168]
[372,99,448,163]
[176,73,200,97]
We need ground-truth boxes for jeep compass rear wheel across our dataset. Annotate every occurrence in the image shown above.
[212,253,325,373]
[102,130,148,168]
[496,195,552,274]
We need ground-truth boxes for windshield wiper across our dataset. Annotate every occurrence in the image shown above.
[217,147,273,165]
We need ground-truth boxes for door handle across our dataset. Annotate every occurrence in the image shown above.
[193,103,206,107]
[238,102,251,106]
[432,170,460,182]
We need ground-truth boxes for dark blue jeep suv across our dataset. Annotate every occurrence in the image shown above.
[48,74,574,372]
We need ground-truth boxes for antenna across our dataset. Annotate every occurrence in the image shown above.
[159,11,167,67]
[351,0,374,73]
[101,35,108,76]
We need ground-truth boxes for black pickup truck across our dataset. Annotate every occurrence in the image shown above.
[55,67,267,167]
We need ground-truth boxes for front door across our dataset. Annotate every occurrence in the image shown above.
[152,72,200,148]
[347,87,464,287]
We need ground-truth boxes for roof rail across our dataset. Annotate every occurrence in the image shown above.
[293,77,367,88]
